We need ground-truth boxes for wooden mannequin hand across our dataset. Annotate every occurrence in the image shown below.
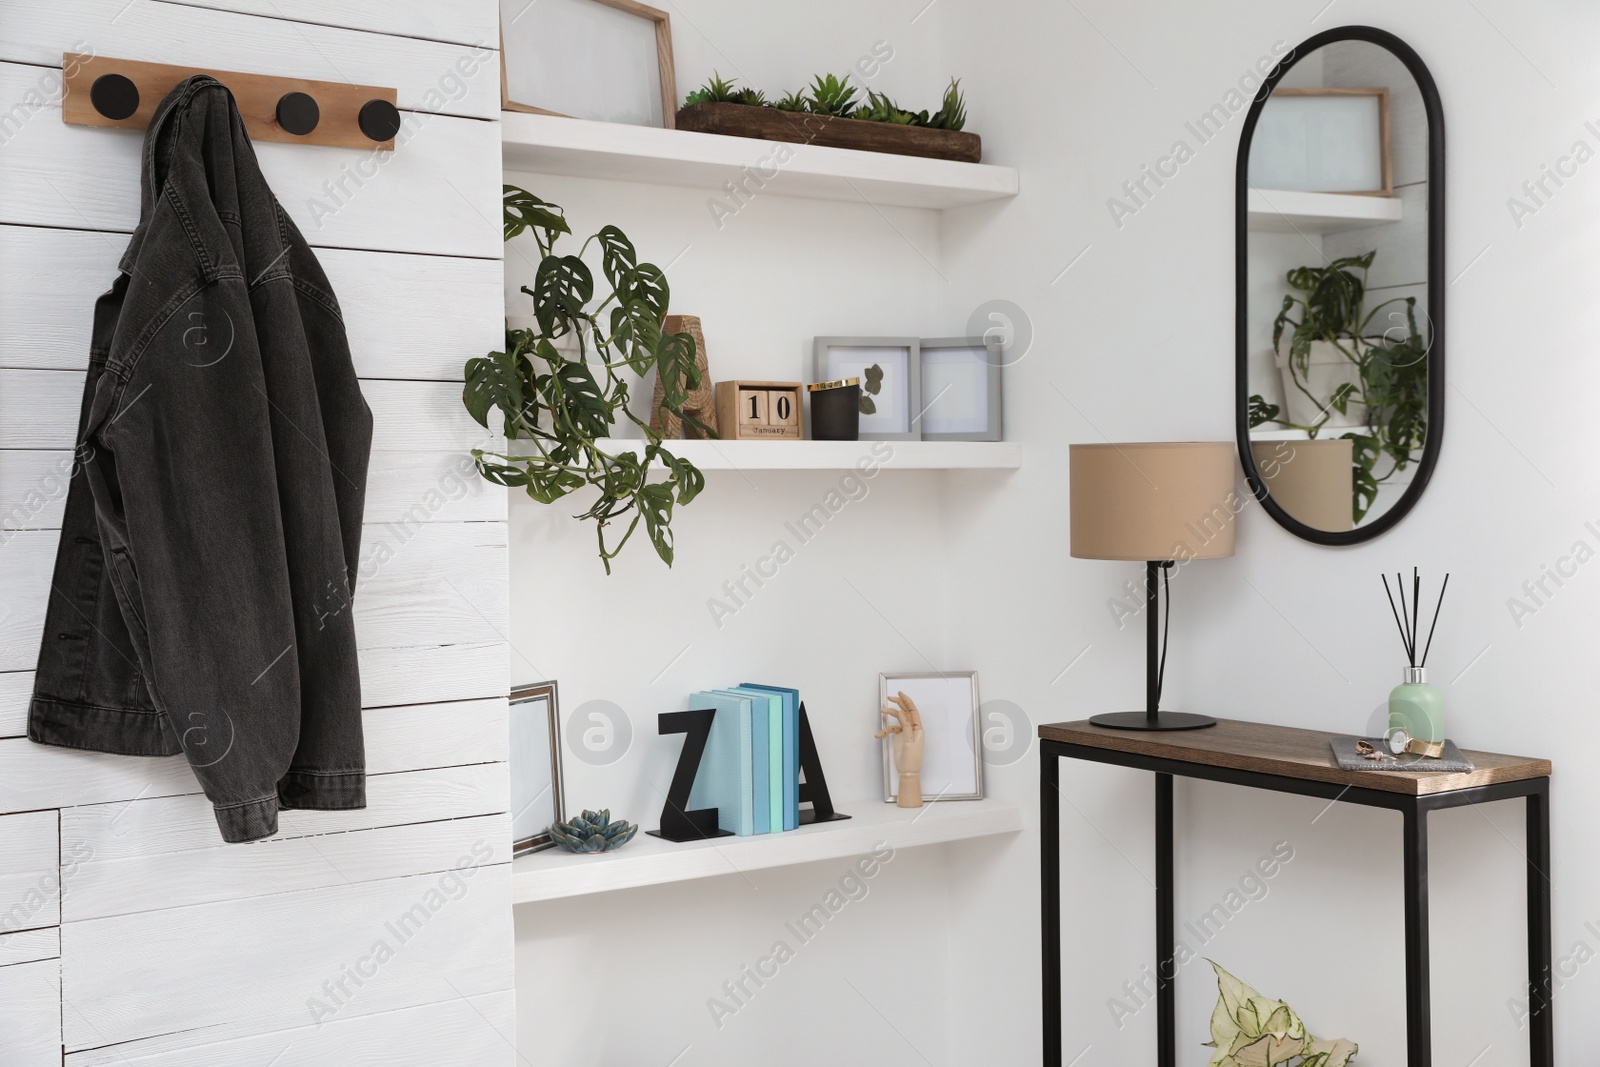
[875,691,925,808]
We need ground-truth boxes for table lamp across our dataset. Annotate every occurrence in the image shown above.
[1070,442,1237,730]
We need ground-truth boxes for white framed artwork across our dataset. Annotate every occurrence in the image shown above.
[879,671,984,803]
[813,337,921,440]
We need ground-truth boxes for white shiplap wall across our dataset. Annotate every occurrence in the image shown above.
[0,2,512,1063]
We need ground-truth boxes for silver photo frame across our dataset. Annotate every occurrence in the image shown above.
[510,680,566,856]
[812,337,921,441]
[879,671,984,803]
[918,336,1003,442]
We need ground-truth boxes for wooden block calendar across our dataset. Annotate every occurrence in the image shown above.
[714,381,803,440]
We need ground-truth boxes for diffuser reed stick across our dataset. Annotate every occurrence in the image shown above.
[1382,568,1449,668]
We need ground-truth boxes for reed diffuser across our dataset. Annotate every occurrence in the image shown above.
[1382,568,1449,753]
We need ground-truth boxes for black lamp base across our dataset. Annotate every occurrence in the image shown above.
[1089,711,1217,731]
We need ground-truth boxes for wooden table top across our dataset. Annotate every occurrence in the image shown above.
[1038,718,1551,796]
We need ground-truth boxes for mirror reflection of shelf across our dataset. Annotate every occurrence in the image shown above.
[1247,188,1403,234]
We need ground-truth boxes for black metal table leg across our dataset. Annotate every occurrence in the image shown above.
[1156,773,1175,1067]
[1042,748,1061,1067]
[1403,803,1431,1066]
[1527,782,1554,1066]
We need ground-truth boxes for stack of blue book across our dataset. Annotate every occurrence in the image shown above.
[686,684,802,836]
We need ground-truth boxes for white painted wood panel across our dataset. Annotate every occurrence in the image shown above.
[363,697,508,773]
[3,642,511,740]
[68,762,508,863]
[62,863,514,1050]
[0,227,505,380]
[0,697,506,815]
[0,64,502,258]
[151,0,502,47]
[2,449,508,531]
[0,958,60,1066]
[67,812,510,922]
[0,671,29,737]
[0,521,506,671]
[0,370,497,453]
[66,987,515,1067]
[358,641,507,708]
[0,811,58,933]
[0,926,59,968]
[0,1,500,118]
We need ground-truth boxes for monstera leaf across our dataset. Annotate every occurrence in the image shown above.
[1205,962,1357,1067]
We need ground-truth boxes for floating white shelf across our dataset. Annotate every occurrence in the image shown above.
[512,799,1024,904]
[501,112,1019,210]
[1248,188,1402,234]
[595,437,1022,471]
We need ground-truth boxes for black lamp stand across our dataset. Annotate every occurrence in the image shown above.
[1089,561,1216,731]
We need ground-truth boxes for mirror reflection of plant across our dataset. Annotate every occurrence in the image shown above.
[1249,250,1428,523]
[463,187,708,572]
[859,363,884,415]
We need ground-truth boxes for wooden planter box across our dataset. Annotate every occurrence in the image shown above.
[675,102,982,164]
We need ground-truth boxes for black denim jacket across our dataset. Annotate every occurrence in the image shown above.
[29,77,373,843]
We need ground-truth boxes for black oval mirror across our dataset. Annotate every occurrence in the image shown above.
[1236,26,1444,543]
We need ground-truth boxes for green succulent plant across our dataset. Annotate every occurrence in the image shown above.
[1204,962,1357,1067]
[924,77,968,130]
[683,73,767,108]
[548,809,639,854]
[680,73,970,130]
[806,73,858,116]
[855,90,918,125]
[683,72,740,106]
[771,88,810,112]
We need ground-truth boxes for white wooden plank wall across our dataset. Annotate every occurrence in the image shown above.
[0,1,513,1062]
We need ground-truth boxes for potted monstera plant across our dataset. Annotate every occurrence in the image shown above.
[463,187,711,573]
[1249,250,1428,523]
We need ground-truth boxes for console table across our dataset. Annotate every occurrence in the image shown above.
[1038,718,1552,1067]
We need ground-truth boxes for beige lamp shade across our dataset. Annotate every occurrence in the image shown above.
[1070,442,1238,562]
[1249,438,1353,532]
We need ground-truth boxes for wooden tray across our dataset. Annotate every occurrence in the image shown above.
[675,102,981,164]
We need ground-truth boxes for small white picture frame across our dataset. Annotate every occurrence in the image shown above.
[919,336,1003,441]
[813,337,921,440]
[510,681,565,855]
[880,672,984,803]
[500,0,677,129]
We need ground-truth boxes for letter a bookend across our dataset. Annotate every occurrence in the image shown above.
[798,702,849,825]
[648,708,731,842]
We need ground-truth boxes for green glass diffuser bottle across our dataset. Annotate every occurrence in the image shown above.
[1382,569,1449,756]
[1390,666,1443,745]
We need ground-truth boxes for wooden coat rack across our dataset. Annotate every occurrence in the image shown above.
[61,53,402,150]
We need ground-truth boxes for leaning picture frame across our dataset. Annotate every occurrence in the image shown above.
[879,671,984,803]
[500,0,677,129]
[510,680,566,856]
[812,337,922,441]
[918,336,1003,441]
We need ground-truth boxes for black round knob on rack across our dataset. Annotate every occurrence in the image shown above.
[275,91,320,136]
[89,73,140,121]
[357,99,401,142]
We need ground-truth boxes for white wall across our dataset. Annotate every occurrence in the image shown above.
[0,2,513,1062]
[510,0,1600,1065]
[938,0,1600,1063]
